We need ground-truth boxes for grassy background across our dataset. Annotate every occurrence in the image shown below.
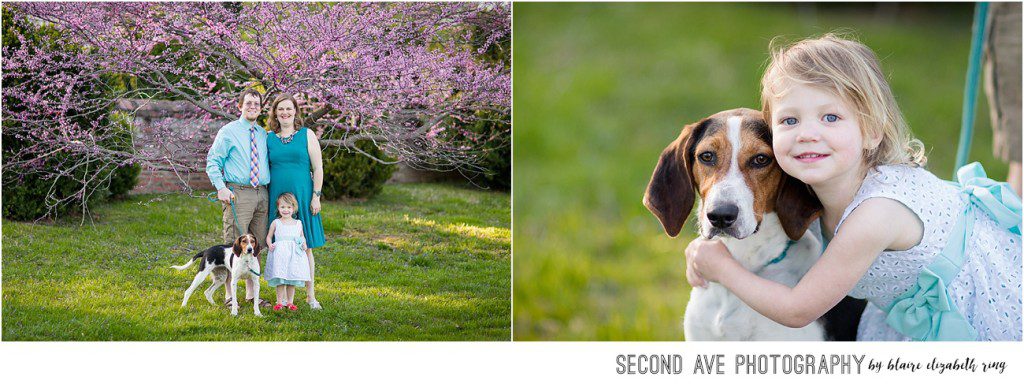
[2,183,510,341]
[513,3,1007,340]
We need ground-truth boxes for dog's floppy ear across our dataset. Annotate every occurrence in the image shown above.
[252,237,262,257]
[643,120,705,237]
[232,236,243,256]
[775,174,823,241]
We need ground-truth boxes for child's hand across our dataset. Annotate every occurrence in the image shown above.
[684,239,708,288]
[269,243,276,252]
[685,238,736,287]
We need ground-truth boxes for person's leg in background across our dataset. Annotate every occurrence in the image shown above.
[984,2,1022,196]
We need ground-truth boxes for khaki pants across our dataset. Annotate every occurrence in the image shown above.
[985,2,1022,163]
[222,183,269,250]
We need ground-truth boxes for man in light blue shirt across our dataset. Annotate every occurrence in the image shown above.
[206,89,271,308]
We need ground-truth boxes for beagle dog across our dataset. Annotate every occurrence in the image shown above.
[172,234,263,317]
[643,108,864,341]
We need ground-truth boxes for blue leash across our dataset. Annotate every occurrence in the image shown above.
[207,187,246,237]
[954,2,989,177]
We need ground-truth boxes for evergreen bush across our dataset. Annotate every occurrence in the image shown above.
[458,111,510,190]
[103,113,141,199]
[320,138,397,199]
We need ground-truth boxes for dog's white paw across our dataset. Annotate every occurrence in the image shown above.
[255,311,263,317]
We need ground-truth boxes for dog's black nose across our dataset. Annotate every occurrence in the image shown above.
[707,204,739,228]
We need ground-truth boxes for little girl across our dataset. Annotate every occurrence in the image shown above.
[687,34,1022,341]
[265,193,312,312]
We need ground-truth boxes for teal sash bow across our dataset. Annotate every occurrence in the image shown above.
[276,235,307,251]
[883,163,1022,341]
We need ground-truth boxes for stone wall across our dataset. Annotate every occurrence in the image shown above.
[115,99,224,194]
[117,99,449,194]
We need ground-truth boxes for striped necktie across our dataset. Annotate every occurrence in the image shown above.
[249,125,259,187]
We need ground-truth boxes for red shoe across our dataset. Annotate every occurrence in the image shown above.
[273,304,283,311]
[287,303,298,311]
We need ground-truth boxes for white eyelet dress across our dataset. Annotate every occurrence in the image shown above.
[265,218,311,288]
[836,165,1022,341]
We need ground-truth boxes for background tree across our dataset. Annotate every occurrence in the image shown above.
[1,7,139,221]
[2,2,510,218]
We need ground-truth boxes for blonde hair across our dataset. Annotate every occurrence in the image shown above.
[760,33,926,167]
[266,94,304,134]
[276,193,299,217]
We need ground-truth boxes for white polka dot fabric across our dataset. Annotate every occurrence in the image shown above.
[834,165,1022,341]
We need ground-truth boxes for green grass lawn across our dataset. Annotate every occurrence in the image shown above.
[2,183,510,341]
[513,3,1007,340]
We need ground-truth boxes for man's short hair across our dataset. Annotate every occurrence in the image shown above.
[237,89,263,109]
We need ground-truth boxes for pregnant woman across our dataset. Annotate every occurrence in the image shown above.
[266,93,326,310]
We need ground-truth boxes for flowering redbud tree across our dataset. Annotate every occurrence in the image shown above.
[2,2,510,216]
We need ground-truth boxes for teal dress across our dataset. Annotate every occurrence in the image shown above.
[268,128,325,249]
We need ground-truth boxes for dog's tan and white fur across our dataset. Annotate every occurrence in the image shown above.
[644,108,827,340]
[172,234,263,317]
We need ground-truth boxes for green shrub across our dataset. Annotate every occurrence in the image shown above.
[321,139,397,199]
[0,127,107,221]
[106,163,141,199]
[1,172,74,222]
[103,113,141,199]
[462,111,510,190]
[1,182,48,222]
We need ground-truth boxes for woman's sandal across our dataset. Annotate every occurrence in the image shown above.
[273,303,284,311]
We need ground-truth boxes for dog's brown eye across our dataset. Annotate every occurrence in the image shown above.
[749,154,772,168]
[698,151,716,165]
